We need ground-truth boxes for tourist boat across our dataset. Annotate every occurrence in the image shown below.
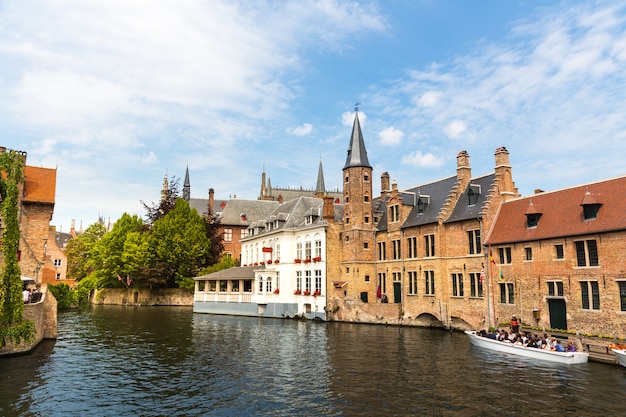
[465,331,589,364]
[609,344,626,368]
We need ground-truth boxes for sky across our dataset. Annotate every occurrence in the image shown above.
[2,0,626,232]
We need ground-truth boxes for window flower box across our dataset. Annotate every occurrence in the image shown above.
[274,288,280,294]
[294,259,302,263]
[267,260,272,264]
[274,259,280,264]
[254,262,258,266]
[303,258,311,264]
[313,290,321,296]
[312,256,322,262]
[303,290,311,296]
[294,289,302,295]
[259,261,265,265]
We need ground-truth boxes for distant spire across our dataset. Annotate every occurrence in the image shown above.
[183,166,190,201]
[315,158,326,196]
[161,172,169,201]
[344,110,371,169]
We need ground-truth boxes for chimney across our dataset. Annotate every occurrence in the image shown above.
[494,147,516,201]
[456,150,471,185]
[70,219,76,237]
[209,188,215,214]
[381,172,390,199]
[323,196,335,223]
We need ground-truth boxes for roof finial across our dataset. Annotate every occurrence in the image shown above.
[355,101,361,112]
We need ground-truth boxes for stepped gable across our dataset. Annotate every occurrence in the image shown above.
[399,176,458,229]
[445,173,496,223]
[487,175,626,245]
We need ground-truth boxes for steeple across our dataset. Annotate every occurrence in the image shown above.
[161,172,169,201]
[183,166,190,201]
[315,158,326,197]
[343,111,371,169]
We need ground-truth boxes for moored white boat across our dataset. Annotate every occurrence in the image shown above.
[609,345,626,368]
[465,331,589,364]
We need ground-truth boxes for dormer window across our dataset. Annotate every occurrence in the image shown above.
[468,184,481,206]
[389,205,399,222]
[240,213,247,221]
[581,190,602,221]
[417,195,430,214]
[525,201,542,228]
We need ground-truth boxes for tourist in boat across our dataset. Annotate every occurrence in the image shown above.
[553,340,565,352]
[566,341,578,352]
[526,334,538,348]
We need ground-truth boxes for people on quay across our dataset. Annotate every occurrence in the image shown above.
[510,314,520,333]
[22,287,31,303]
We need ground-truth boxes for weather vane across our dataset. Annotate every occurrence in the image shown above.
[355,102,361,112]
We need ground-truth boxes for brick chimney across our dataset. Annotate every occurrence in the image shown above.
[208,188,215,214]
[323,196,334,223]
[456,150,471,186]
[494,147,517,201]
[380,172,390,199]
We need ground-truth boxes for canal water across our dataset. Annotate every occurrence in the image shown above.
[1,306,625,416]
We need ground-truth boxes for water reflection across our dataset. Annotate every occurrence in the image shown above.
[0,307,624,416]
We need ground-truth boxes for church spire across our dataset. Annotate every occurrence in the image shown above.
[315,158,326,197]
[183,166,190,201]
[161,172,169,202]
[343,110,371,169]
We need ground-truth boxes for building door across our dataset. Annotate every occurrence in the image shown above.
[393,282,401,304]
[548,299,567,330]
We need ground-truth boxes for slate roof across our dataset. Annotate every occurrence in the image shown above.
[219,199,280,226]
[445,174,495,223]
[246,196,343,237]
[194,265,260,281]
[487,175,626,245]
[402,176,458,229]
[343,112,371,169]
[23,166,56,204]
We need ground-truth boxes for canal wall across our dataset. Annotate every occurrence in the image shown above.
[90,288,193,306]
[0,284,57,356]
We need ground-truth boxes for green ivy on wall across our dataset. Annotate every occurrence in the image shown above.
[0,149,35,347]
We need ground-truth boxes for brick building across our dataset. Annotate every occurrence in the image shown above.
[0,147,57,285]
[486,176,626,339]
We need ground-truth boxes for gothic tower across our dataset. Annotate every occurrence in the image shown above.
[341,110,376,298]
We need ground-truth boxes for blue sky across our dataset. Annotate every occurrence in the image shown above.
[2,0,626,232]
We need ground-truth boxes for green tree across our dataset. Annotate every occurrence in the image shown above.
[65,222,106,281]
[141,176,180,224]
[90,213,145,287]
[150,199,212,288]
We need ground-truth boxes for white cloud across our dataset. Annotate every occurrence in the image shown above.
[443,120,467,139]
[378,126,403,145]
[288,123,313,136]
[401,151,445,168]
[417,90,443,107]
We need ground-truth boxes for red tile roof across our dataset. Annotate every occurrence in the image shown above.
[23,166,56,204]
[487,175,626,245]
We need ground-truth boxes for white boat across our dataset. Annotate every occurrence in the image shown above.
[465,331,589,364]
[609,344,626,368]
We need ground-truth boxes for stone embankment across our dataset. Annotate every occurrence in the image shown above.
[90,288,193,306]
[0,284,57,356]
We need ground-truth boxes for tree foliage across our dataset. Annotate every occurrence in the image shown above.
[65,222,106,281]
[149,199,212,288]
[141,176,180,224]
